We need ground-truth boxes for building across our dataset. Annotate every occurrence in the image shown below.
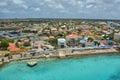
[8,43,20,51]
[108,22,120,30]
[114,33,120,40]
[58,38,66,48]
[66,32,79,47]
[0,27,17,31]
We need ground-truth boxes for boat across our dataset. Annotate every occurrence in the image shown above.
[27,61,37,67]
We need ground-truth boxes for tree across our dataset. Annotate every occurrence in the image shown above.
[94,41,100,46]
[7,39,14,43]
[23,42,31,47]
[87,37,94,42]
[15,42,19,48]
[49,38,58,47]
[0,39,9,50]
[57,33,65,37]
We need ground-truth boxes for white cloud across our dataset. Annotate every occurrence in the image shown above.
[31,7,41,12]
[86,4,94,8]
[59,9,68,13]
[0,8,14,14]
[34,8,40,12]
[68,0,77,6]
[44,0,55,5]
[46,0,65,10]
[40,2,44,5]
[21,5,28,9]
[12,0,24,4]
[77,1,84,8]
[0,2,7,6]
[86,0,96,3]
[115,0,120,3]
[12,0,28,10]
[56,4,64,9]
[0,0,120,19]
[45,0,52,2]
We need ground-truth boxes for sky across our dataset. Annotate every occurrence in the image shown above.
[0,0,120,19]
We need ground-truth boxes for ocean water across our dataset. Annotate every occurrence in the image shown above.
[0,54,120,80]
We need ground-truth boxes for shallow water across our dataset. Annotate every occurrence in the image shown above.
[0,54,120,80]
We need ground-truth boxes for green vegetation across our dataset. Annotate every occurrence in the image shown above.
[23,42,31,47]
[4,53,10,57]
[0,39,14,50]
[94,41,100,46]
[22,30,31,33]
[49,38,58,47]
[15,42,19,48]
[0,36,5,41]
[87,37,94,42]
[0,39,9,50]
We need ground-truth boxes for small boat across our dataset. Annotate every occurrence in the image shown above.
[27,61,37,67]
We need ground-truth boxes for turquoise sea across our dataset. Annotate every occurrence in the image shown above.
[0,54,120,80]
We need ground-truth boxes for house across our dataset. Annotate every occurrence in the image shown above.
[8,43,20,51]
[66,32,79,47]
[49,36,55,39]
[24,39,29,42]
[40,36,49,40]
[100,39,108,45]
[44,45,54,50]
[51,28,57,31]
[66,32,79,39]
[85,41,95,47]
[32,41,44,49]
[18,42,24,46]
[114,33,120,40]
[58,38,66,48]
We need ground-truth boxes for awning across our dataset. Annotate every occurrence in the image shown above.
[80,40,86,44]
[107,40,114,43]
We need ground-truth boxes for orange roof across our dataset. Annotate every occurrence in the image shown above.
[9,47,20,51]
[9,43,16,48]
[24,40,29,42]
[79,26,86,30]
[49,36,55,39]
[8,43,20,51]
[18,42,24,45]
[66,34,79,39]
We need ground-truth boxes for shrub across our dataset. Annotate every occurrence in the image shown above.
[4,53,9,57]
[23,42,31,47]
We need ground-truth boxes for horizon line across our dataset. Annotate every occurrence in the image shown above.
[0,17,120,21]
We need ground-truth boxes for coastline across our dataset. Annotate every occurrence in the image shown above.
[0,48,120,68]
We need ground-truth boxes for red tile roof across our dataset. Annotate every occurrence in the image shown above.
[24,40,29,42]
[49,36,55,39]
[66,33,79,39]
[8,43,20,51]
[79,26,86,30]
[18,42,24,45]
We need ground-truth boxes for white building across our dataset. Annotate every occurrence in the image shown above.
[114,33,120,40]
[58,38,66,48]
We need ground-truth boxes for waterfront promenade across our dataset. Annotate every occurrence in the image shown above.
[0,48,120,67]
